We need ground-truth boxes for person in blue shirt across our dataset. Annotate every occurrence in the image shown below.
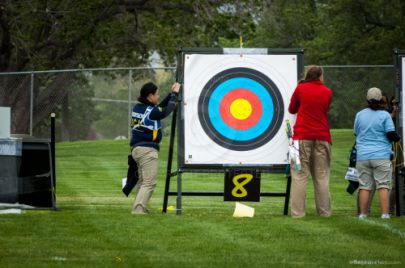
[354,87,400,219]
[130,81,180,214]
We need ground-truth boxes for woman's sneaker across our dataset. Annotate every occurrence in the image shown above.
[358,214,367,219]
[381,214,390,219]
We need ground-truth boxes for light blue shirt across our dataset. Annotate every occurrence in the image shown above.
[354,108,395,160]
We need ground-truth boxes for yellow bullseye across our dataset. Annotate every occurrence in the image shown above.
[230,98,252,120]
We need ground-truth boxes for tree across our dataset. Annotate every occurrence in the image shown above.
[254,0,318,49]
[254,0,405,127]
[0,0,259,136]
[255,0,405,64]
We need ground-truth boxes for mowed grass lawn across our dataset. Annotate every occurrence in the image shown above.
[1,129,405,267]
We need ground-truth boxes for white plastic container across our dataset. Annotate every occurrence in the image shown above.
[0,107,11,138]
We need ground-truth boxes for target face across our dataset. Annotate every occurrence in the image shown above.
[198,67,284,151]
[182,53,301,166]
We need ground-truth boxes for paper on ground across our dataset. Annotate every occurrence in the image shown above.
[233,202,254,218]
[0,203,35,209]
[0,209,22,214]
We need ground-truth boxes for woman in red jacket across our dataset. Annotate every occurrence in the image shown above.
[288,65,332,218]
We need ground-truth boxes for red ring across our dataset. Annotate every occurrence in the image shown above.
[219,88,263,130]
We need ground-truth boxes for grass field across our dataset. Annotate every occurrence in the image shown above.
[1,129,404,267]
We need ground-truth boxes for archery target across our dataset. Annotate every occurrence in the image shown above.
[183,54,298,166]
[198,67,284,151]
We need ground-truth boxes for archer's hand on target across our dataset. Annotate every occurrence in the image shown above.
[171,82,181,93]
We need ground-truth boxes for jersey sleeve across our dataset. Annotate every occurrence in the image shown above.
[149,93,178,120]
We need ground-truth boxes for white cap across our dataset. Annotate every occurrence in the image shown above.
[366,87,382,101]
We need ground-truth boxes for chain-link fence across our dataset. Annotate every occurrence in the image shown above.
[323,66,395,128]
[0,65,396,142]
[0,67,176,141]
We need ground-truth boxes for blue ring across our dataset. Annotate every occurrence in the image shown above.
[208,77,274,141]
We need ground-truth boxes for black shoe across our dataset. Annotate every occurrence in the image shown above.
[346,180,359,195]
[122,185,132,197]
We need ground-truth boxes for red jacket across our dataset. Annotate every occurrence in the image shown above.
[288,80,332,144]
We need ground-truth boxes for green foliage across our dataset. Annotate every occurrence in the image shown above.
[84,69,176,140]
[67,76,100,141]
[89,72,129,139]
[255,0,317,48]
[255,0,405,64]
[3,0,405,136]
[1,0,260,136]
[253,0,403,128]
[305,0,405,64]
[324,67,395,128]
[2,0,261,70]
[143,0,260,64]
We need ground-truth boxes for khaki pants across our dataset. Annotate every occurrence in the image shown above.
[290,140,332,217]
[131,146,158,214]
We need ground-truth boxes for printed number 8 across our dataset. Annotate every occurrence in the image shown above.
[231,174,253,198]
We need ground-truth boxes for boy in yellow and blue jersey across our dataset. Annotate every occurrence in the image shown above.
[130,82,180,214]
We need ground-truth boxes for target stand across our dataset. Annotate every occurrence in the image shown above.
[162,48,304,215]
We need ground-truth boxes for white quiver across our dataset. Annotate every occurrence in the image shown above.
[285,120,301,172]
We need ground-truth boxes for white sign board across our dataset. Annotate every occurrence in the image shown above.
[402,57,405,160]
[0,107,11,138]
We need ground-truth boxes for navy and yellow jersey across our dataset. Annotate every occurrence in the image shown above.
[130,92,178,151]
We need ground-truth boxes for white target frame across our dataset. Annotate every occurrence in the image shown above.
[393,49,405,216]
[177,48,304,169]
[398,52,405,160]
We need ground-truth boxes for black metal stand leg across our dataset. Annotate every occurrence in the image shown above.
[162,107,178,213]
[177,172,182,215]
[50,113,57,210]
[283,175,291,215]
[396,169,404,216]
[162,173,171,213]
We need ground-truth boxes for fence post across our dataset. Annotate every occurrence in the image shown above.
[29,73,34,136]
[128,69,132,139]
